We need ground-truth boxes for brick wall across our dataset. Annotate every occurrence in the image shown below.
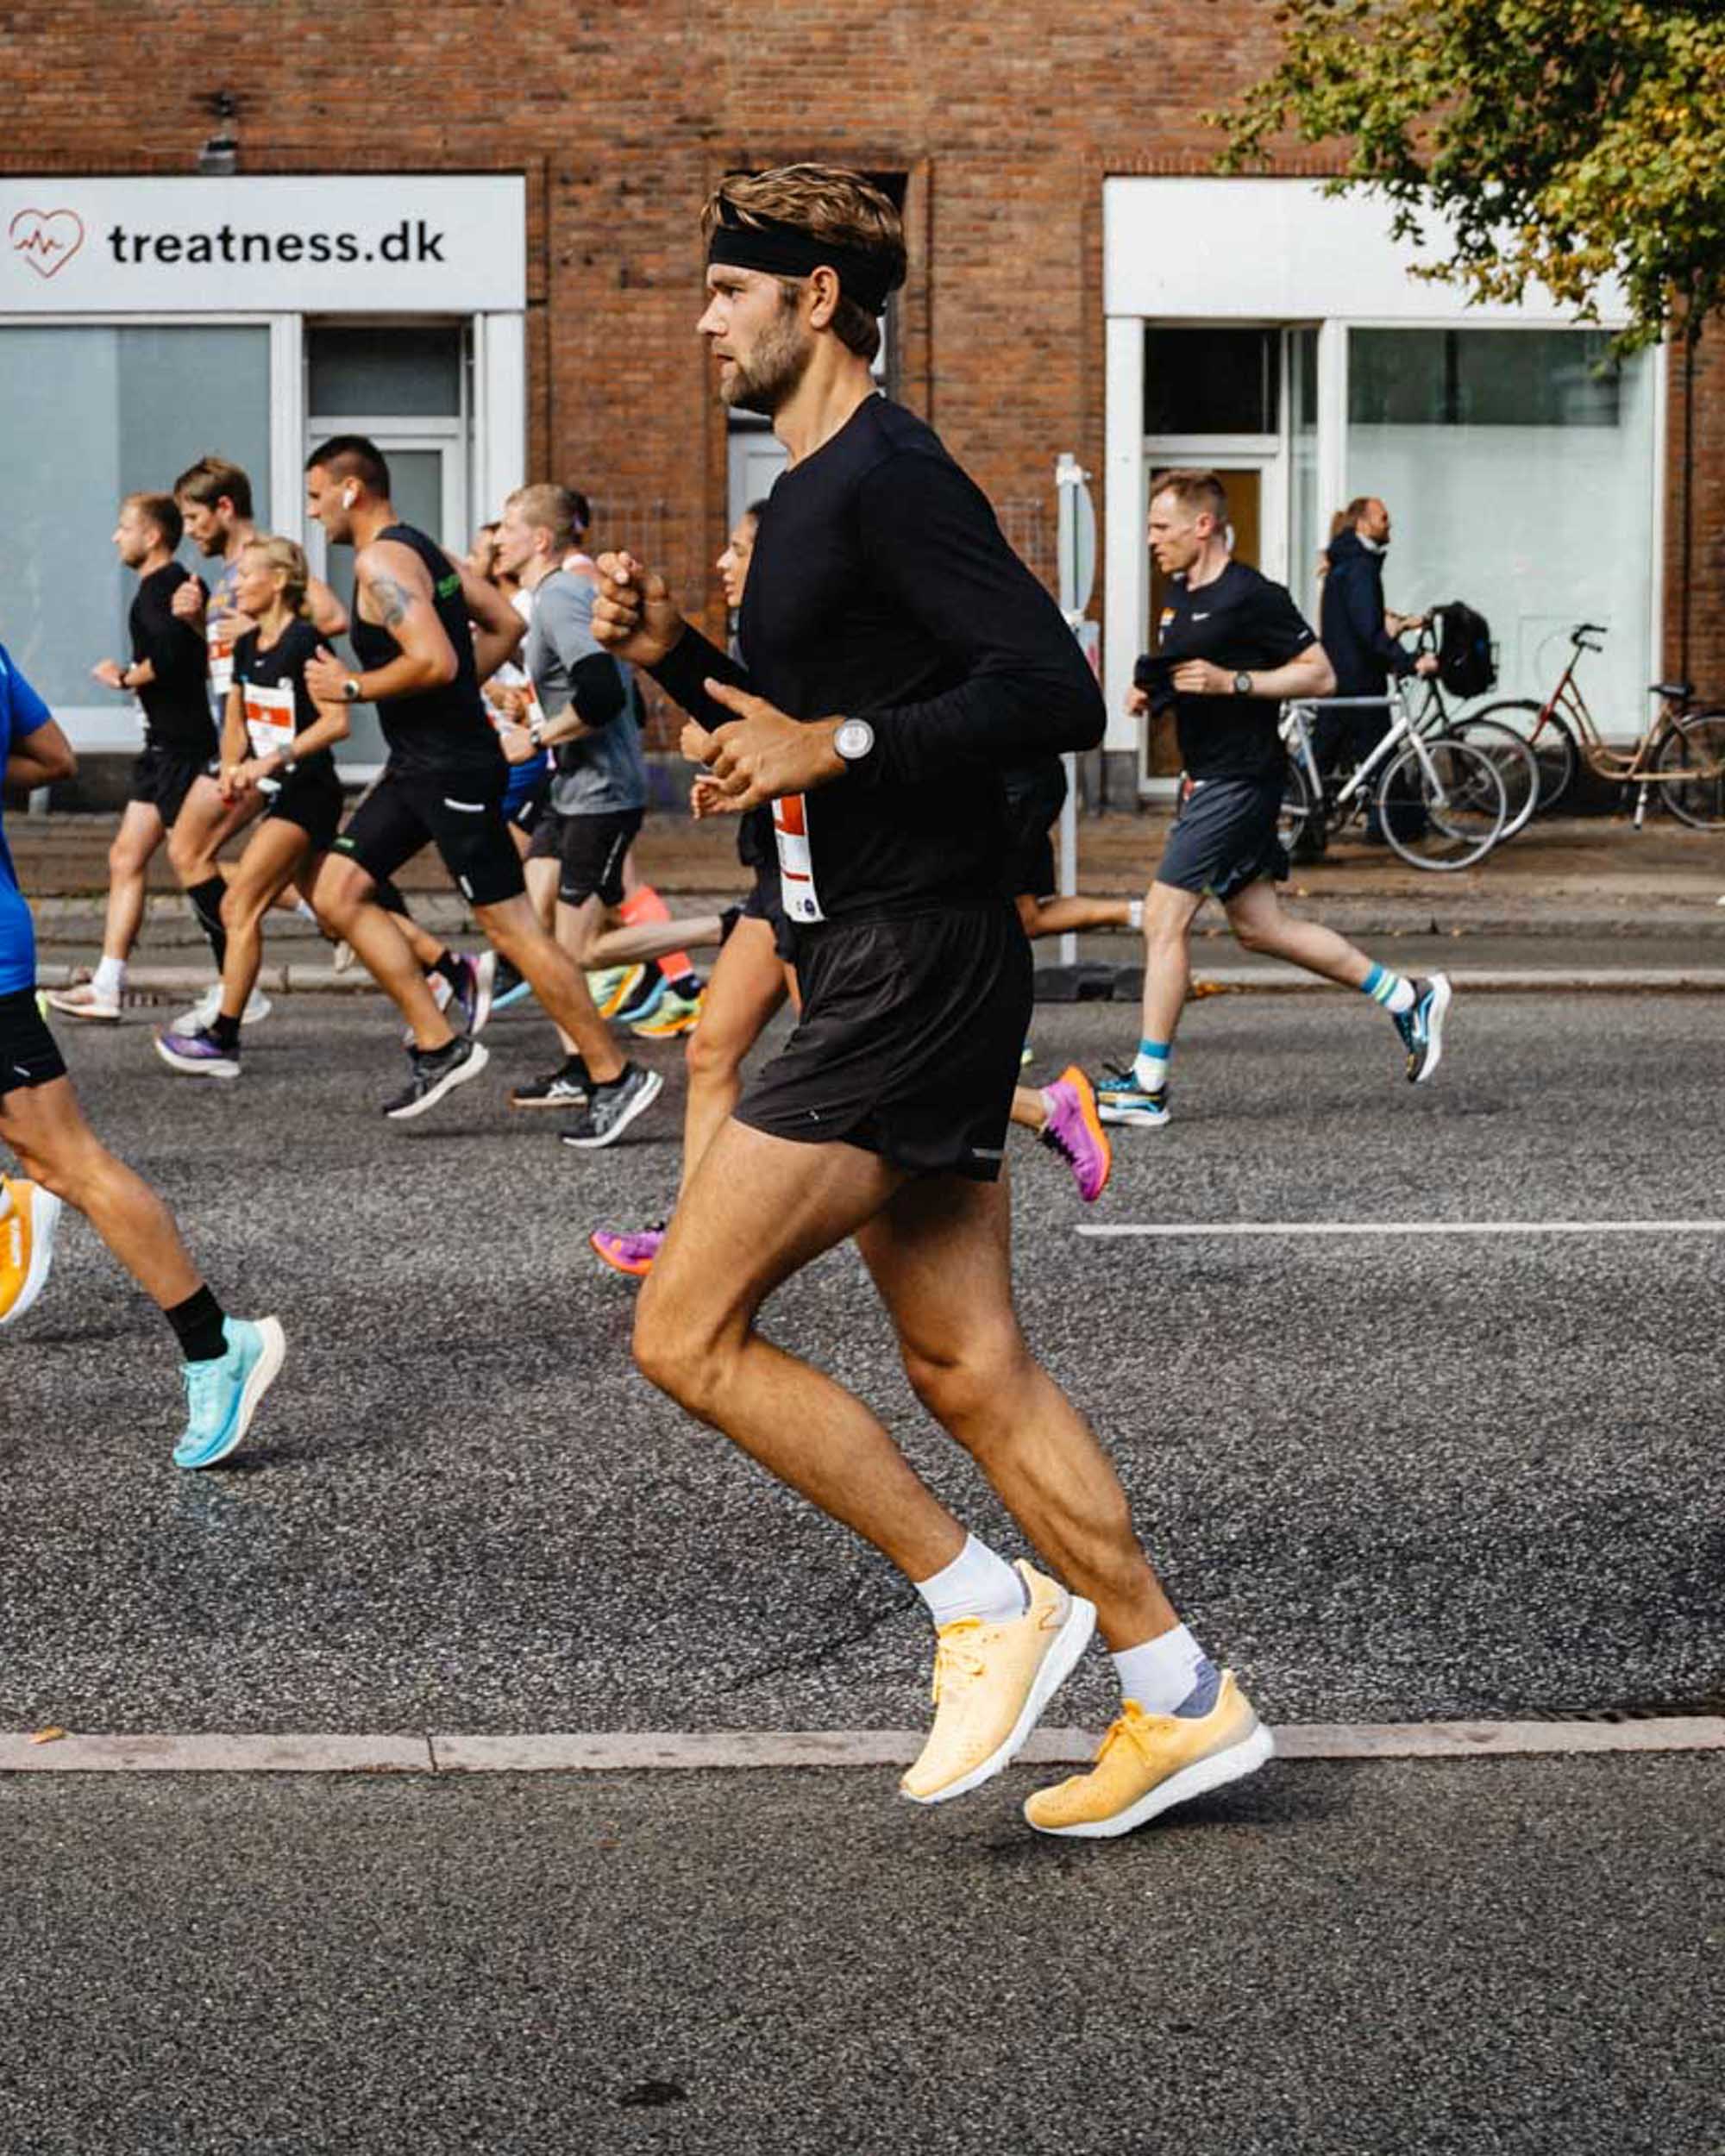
[4,0,1718,703]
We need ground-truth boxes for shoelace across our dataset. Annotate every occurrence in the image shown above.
[930,1619,987,1706]
[1095,1706,1160,1771]
[180,1356,227,1425]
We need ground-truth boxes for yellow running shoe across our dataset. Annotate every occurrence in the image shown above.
[0,1176,62,1327]
[632,989,702,1039]
[1023,1673,1273,1839]
[587,964,647,1020]
[901,1561,1095,1806]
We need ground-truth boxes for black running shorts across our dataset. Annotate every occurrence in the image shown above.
[334,765,525,908]
[265,772,344,854]
[131,743,216,830]
[739,857,797,965]
[1001,760,1068,901]
[526,806,643,908]
[1155,776,1288,901]
[0,987,67,1096]
[737,901,1032,1181]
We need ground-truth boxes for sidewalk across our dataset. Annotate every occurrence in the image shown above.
[16,805,1725,996]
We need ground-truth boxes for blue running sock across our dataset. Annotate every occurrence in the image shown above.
[1361,963,1416,1017]
[1132,1038,1170,1094]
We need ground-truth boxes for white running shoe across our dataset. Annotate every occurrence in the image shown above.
[45,981,122,1023]
[171,985,272,1033]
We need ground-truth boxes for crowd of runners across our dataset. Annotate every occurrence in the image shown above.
[0,164,1452,1839]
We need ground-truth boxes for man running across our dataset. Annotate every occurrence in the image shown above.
[301,436,660,1139]
[47,493,248,1024]
[1100,468,1450,1130]
[492,483,728,1110]
[595,165,1270,1839]
[0,635,284,1463]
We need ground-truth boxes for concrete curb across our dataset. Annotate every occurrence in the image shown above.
[3,1717,1720,1774]
[32,961,1725,1004]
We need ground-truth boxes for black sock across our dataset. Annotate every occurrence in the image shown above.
[187,878,229,968]
[209,1011,242,1052]
[432,950,466,993]
[166,1283,228,1363]
[666,969,701,1000]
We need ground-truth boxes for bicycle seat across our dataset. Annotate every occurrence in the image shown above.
[1650,680,1693,701]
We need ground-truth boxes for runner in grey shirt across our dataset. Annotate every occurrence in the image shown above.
[493,484,731,1107]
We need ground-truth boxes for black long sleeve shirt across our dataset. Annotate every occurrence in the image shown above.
[129,561,216,756]
[652,395,1103,923]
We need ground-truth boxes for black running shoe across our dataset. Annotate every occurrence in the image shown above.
[1393,973,1452,1085]
[383,1036,490,1121]
[510,1056,591,1109]
[559,1062,663,1150]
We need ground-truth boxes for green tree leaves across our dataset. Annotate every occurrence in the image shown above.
[1214,0,1725,351]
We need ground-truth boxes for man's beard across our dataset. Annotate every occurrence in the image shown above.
[721,305,812,417]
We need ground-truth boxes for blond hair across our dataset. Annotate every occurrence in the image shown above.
[242,534,311,617]
[505,483,580,553]
[701,164,905,363]
[1150,468,1229,525]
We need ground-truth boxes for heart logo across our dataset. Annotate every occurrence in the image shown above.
[9,208,85,280]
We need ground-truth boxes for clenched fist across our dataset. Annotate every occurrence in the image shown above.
[592,551,684,669]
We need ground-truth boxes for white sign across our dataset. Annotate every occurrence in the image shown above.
[0,175,525,313]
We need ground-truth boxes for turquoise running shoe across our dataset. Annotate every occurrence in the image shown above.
[173,1316,286,1470]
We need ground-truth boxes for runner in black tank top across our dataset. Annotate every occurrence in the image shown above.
[302,436,661,1138]
[348,523,504,779]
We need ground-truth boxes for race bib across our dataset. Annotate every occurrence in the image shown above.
[486,673,543,735]
[207,614,239,701]
[774,793,824,924]
[243,680,297,762]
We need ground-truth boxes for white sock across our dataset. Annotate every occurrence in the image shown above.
[294,899,318,924]
[0,1182,13,1224]
[92,956,127,1000]
[1126,896,1145,932]
[1132,1038,1170,1094]
[1112,1623,1211,1715]
[913,1533,1026,1628]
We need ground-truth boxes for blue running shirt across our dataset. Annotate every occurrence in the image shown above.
[0,642,53,994]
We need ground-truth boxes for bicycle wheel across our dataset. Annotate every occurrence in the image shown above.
[1653,711,1725,830]
[1441,716,1540,837]
[1473,699,1578,812]
[1375,736,1507,870]
[1279,755,1326,859]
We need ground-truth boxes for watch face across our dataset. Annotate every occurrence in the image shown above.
[835,718,875,761]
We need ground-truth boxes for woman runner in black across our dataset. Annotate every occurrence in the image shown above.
[596,166,1273,1840]
[154,537,349,1080]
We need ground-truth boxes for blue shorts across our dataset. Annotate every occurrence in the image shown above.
[1156,776,1289,901]
[502,755,553,830]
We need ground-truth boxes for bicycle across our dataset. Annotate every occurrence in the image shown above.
[1396,622,1542,837]
[1279,688,1509,872]
[1469,623,1725,831]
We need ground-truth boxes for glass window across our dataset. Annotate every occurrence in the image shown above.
[307,325,462,417]
[1145,327,1279,436]
[1346,328,1654,729]
[1350,329,1622,427]
[0,324,271,706]
[1289,328,1320,622]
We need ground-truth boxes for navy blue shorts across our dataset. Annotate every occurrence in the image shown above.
[1156,776,1288,901]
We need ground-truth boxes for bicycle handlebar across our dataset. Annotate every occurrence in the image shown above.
[1571,622,1609,649]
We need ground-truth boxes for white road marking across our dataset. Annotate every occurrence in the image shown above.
[1078,1219,1725,1240]
[1,1719,1720,1773]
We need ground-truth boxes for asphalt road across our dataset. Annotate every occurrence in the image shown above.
[4,985,1720,1736]
[2,1757,1721,2156]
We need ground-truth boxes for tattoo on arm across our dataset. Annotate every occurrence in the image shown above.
[370,573,414,630]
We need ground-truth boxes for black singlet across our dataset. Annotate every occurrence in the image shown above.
[231,620,339,779]
[348,523,501,778]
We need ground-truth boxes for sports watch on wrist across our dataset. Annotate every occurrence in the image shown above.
[342,675,363,703]
[528,718,546,750]
[1232,671,1253,697]
[832,717,875,767]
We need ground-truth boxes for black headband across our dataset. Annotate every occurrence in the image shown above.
[706,209,900,317]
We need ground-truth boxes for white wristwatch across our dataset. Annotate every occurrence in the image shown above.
[833,717,875,766]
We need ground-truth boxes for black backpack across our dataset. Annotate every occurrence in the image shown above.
[1436,601,1496,699]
